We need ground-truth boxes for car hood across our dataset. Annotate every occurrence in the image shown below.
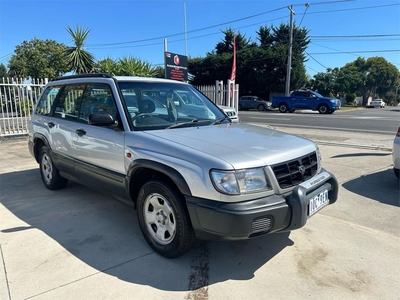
[142,123,316,169]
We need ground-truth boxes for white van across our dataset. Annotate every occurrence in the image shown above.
[367,99,385,108]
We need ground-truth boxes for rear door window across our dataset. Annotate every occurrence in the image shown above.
[53,84,85,121]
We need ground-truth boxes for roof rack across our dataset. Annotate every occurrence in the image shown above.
[52,73,113,81]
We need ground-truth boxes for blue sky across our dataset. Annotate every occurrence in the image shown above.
[0,0,399,78]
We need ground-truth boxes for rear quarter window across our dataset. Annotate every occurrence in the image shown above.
[35,85,62,115]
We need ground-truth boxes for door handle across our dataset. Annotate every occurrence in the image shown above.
[75,128,86,136]
[47,121,55,128]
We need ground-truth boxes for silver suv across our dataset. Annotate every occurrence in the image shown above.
[29,74,338,258]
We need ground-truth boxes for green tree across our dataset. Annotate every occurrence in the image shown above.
[214,29,254,55]
[96,57,119,75]
[0,63,8,78]
[340,57,399,105]
[188,24,310,98]
[7,38,70,79]
[66,26,96,74]
[117,56,158,77]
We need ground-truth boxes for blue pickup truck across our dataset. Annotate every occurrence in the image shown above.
[272,90,341,114]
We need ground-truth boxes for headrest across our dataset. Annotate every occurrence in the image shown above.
[140,100,155,113]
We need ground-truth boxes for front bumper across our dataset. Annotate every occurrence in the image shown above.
[186,170,338,241]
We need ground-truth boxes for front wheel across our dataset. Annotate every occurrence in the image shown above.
[279,103,289,113]
[39,146,68,190]
[257,104,265,111]
[318,104,329,114]
[137,180,197,258]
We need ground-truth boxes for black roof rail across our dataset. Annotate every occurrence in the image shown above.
[52,73,113,82]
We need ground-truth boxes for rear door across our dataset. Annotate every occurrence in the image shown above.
[48,84,84,175]
[291,91,307,108]
[73,83,126,196]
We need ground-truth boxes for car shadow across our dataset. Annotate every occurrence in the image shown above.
[0,169,293,293]
[342,168,399,207]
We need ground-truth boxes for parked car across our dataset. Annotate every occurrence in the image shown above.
[28,73,338,258]
[239,95,272,111]
[393,126,400,179]
[367,99,386,108]
[272,90,341,114]
[218,105,239,122]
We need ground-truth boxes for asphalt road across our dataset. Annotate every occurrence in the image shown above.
[238,107,400,135]
[0,128,399,300]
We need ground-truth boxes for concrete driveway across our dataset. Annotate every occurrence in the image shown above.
[0,129,399,300]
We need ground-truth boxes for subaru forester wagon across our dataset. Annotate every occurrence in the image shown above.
[29,73,338,258]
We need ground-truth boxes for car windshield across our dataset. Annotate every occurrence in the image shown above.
[117,81,228,131]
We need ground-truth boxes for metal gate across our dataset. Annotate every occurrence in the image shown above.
[0,78,46,137]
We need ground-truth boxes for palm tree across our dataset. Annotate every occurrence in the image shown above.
[117,56,158,77]
[66,26,95,74]
[96,57,118,75]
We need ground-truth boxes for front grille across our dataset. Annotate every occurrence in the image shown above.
[225,111,236,117]
[272,152,318,189]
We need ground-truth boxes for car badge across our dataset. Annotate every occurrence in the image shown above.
[299,165,306,175]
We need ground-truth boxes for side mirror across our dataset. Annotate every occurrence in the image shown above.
[88,113,117,127]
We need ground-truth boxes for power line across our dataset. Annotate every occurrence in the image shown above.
[310,34,400,38]
[308,49,400,54]
[86,2,399,48]
[86,6,287,47]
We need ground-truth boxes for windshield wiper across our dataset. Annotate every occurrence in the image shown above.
[166,119,210,129]
[211,116,230,125]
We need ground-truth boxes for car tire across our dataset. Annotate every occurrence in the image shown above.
[258,104,265,111]
[238,104,242,111]
[318,104,329,114]
[39,146,68,190]
[279,103,289,113]
[394,168,400,179]
[289,109,295,113]
[137,179,198,258]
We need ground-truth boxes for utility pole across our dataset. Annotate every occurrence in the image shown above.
[285,5,295,96]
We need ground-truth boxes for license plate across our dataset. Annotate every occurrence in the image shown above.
[309,190,329,216]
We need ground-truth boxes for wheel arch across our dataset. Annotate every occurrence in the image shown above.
[126,159,192,208]
[32,133,51,163]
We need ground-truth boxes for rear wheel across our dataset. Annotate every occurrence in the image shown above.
[318,104,329,114]
[238,104,242,111]
[137,179,197,258]
[279,103,289,113]
[39,146,68,190]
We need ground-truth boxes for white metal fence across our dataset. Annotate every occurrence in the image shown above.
[0,78,238,137]
[0,78,47,137]
[195,80,239,111]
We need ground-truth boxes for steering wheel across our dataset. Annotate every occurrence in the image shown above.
[132,113,153,126]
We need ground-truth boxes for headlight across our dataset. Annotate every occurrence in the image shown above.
[211,168,270,195]
[330,99,336,104]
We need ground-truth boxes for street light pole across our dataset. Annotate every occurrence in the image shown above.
[285,5,295,96]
